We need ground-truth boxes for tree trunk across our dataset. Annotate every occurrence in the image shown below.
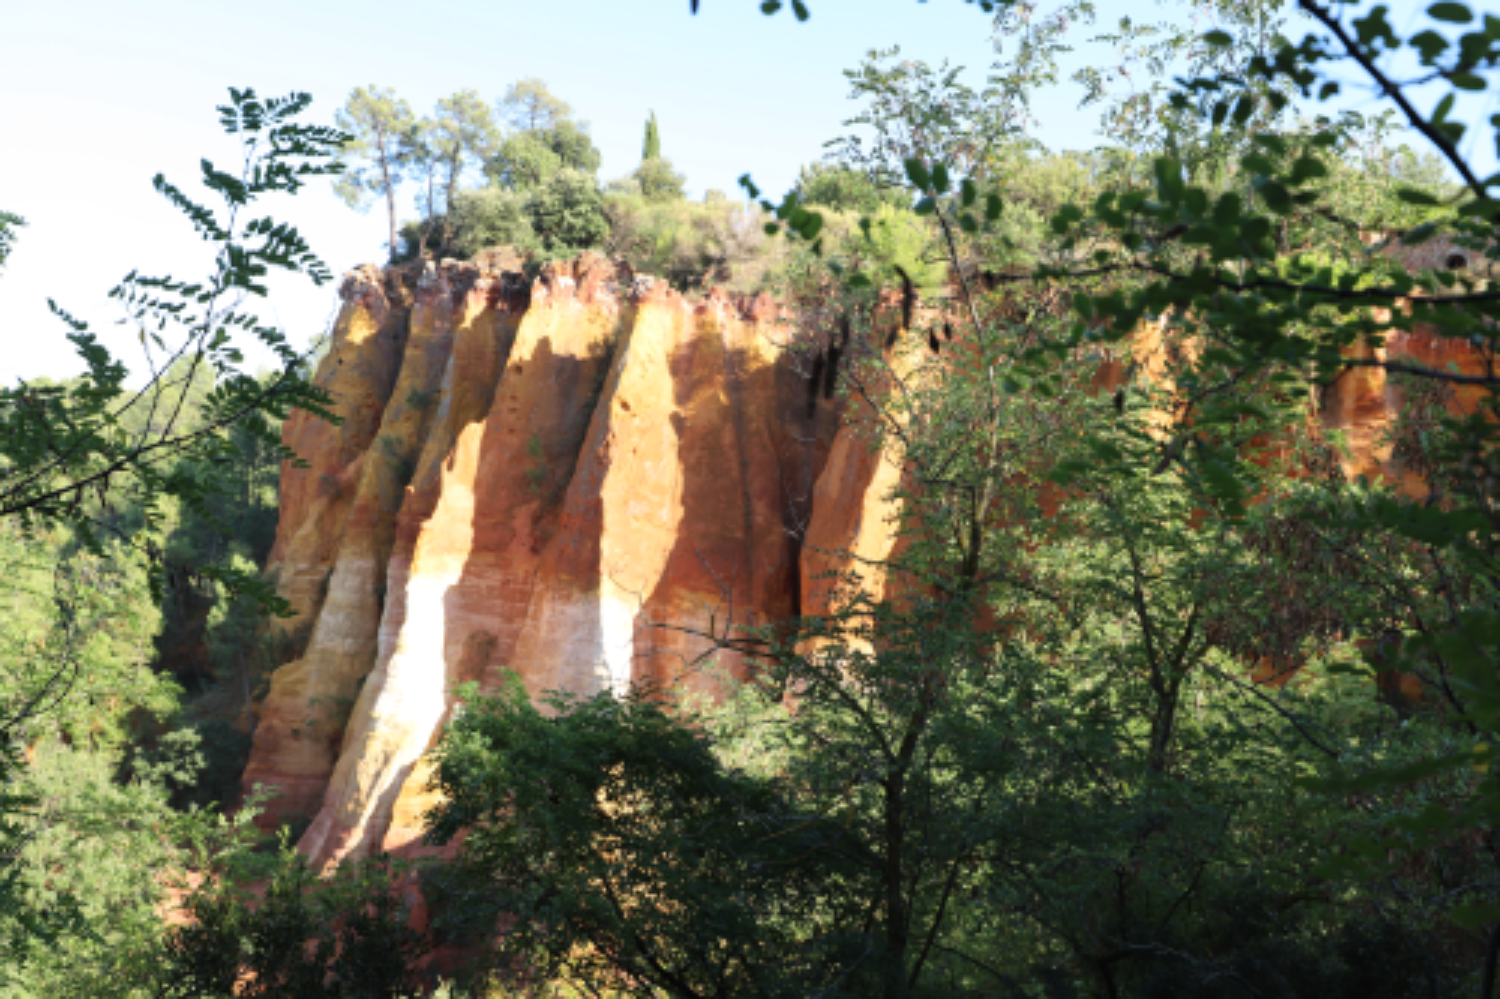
[884,771,909,999]
[439,151,460,255]
[417,169,435,260]
[378,131,397,264]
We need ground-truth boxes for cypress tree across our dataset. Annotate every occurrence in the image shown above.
[642,110,661,161]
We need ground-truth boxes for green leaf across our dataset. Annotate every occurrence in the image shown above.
[931,162,951,195]
[1452,72,1487,91]
[985,192,1003,221]
[1429,1,1473,23]
[1242,153,1276,176]
[1203,29,1233,46]
[1154,157,1184,201]
[1232,94,1255,126]
[1396,187,1441,206]
[960,178,977,208]
[1289,155,1328,185]
[1256,180,1292,213]
[903,158,932,191]
[1432,92,1456,124]
[1410,29,1451,61]
[914,197,936,216]
[791,0,810,20]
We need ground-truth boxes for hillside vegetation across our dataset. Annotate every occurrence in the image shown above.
[1,0,1499,995]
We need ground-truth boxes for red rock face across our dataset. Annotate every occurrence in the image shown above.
[247,251,1488,865]
[245,256,836,865]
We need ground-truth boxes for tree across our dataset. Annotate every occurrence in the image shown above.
[634,155,687,202]
[426,677,854,996]
[749,0,1500,989]
[826,45,1025,189]
[333,86,415,264]
[632,106,686,202]
[498,77,573,133]
[428,90,501,255]
[0,87,344,968]
[442,186,536,258]
[793,162,903,214]
[643,109,662,161]
[486,118,602,191]
[414,1,1500,993]
[526,168,610,256]
[158,845,428,998]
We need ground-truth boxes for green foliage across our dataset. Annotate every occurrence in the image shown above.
[441,186,539,259]
[0,741,262,997]
[525,168,610,258]
[851,203,945,294]
[792,162,904,215]
[497,78,573,133]
[642,109,662,162]
[604,192,777,291]
[0,212,22,271]
[0,88,341,971]
[426,676,859,996]
[485,120,601,192]
[633,155,687,203]
[158,843,428,998]
[0,527,175,749]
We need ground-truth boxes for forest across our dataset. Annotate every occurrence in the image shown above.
[1,0,1498,995]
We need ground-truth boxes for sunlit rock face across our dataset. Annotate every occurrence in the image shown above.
[1320,236,1493,491]
[248,245,1487,864]
[246,254,840,864]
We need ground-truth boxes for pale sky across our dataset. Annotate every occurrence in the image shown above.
[0,0,1471,383]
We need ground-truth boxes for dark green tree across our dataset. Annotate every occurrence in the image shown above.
[527,168,610,255]
[0,87,345,972]
[643,108,662,161]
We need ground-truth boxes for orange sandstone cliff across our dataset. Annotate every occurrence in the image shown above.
[249,254,850,865]
[247,250,1486,867]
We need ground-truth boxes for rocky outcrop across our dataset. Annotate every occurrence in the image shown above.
[250,254,840,864]
[248,249,1488,865]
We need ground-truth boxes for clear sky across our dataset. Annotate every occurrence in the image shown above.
[0,0,1464,383]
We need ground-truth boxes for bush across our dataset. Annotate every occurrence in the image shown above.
[793,162,905,215]
[447,187,538,259]
[604,193,777,291]
[526,168,609,258]
[159,846,429,998]
[632,157,686,203]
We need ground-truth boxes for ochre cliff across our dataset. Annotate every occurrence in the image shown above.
[249,254,842,864]
[246,249,1487,866]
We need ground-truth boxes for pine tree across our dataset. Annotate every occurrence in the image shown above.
[334,87,416,264]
